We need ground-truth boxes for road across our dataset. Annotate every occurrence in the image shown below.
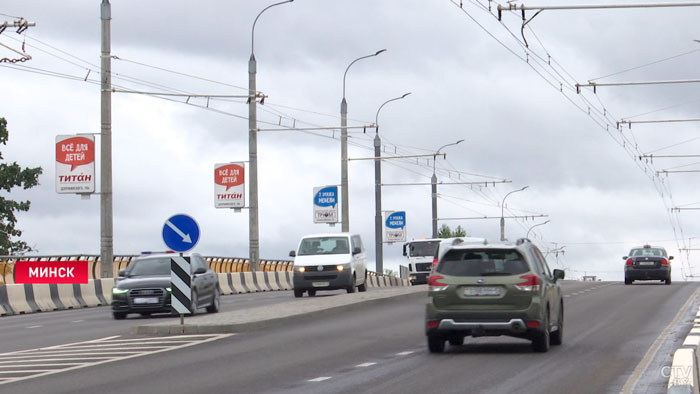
[0,281,698,394]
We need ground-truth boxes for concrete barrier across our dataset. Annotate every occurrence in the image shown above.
[668,348,698,394]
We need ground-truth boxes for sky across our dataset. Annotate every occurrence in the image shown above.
[1,0,700,280]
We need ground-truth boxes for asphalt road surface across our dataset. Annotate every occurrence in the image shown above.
[0,281,698,394]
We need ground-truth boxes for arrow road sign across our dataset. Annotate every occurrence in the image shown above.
[162,214,200,252]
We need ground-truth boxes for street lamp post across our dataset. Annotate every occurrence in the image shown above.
[340,49,386,232]
[500,186,529,241]
[526,220,550,239]
[374,93,411,274]
[431,139,464,238]
[248,0,293,272]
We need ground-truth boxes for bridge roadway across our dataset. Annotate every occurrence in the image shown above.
[0,281,698,393]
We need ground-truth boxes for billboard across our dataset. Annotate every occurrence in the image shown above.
[313,185,338,224]
[214,162,245,208]
[55,135,95,194]
[384,210,406,243]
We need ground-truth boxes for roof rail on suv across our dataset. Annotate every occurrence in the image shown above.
[515,238,532,245]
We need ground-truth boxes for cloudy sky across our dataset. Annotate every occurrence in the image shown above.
[2,0,700,280]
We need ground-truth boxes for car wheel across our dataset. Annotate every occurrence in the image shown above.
[189,291,198,315]
[113,312,127,320]
[206,287,220,313]
[550,302,564,346]
[294,289,303,298]
[624,277,632,285]
[665,276,672,285]
[358,275,367,292]
[427,334,445,353]
[532,312,550,353]
[308,289,316,297]
[346,275,356,293]
[448,336,463,347]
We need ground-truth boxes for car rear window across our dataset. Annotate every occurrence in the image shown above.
[437,249,529,276]
[629,248,666,257]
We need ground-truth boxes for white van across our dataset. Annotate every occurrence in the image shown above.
[289,233,367,297]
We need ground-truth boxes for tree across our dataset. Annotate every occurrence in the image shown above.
[438,224,468,238]
[0,117,43,255]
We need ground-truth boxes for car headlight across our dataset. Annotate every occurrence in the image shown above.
[296,266,306,273]
[166,287,172,292]
[112,288,128,295]
[336,263,351,271]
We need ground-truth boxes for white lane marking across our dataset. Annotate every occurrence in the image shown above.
[26,326,42,329]
[564,295,571,298]
[356,362,377,368]
[0,334,232,386]
[396,351,414,356]
[71,320,84,323]
[620,286,700,394]
[308,377,332,382]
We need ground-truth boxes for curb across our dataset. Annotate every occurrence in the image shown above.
[131,286,425,335]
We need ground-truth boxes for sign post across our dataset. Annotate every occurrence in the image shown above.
[384,211,407,244]
[162,214,200,330]
[313,185,339,225]
[55,135,95,195]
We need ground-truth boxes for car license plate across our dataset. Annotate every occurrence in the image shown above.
[312,282,330,288]
[133,297,159,304]
[464,287,501,296]
[639,262,655,266]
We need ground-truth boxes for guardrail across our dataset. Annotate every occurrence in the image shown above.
[668,308,700,393]
[0,255,294,285]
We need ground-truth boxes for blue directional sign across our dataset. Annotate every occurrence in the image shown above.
[385,211,406,229]
[313,185,338,224]
[384,211,406,243]
[162,214,200,252]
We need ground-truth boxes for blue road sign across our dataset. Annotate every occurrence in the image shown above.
[386,211,406,229]
[162,214,200,252]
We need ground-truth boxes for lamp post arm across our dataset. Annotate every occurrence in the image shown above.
[251,0,294,56]
[343,49,386,99]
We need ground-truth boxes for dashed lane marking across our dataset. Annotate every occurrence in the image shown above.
[0,334,233,386]
[356,362,377,368]
[308,377,332,382]
[396,351,414,356]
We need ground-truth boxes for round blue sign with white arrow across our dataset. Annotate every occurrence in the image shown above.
[162,214,200,252]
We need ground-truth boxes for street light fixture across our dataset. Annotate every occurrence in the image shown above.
[500,185,529,241]
[431,139,464,238]
[526,220,550,239]
[248,0,294,271]
[340,49,386,232]
[374,92,411,274]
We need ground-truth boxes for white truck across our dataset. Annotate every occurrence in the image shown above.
[403,238,441,285]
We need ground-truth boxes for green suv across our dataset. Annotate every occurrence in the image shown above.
[425,238,565,353]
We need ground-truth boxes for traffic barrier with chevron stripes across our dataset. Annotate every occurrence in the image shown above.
[0,256,408,317]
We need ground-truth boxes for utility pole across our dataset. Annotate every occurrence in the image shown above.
[100,0,114,278]
[248,0,293,272]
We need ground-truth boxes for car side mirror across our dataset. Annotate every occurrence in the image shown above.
[193,267,207,275]
[289,250,296,257]
[353,247,361,255]
[402,244,407,256]
[118,269,127,277]
[622,256,628,260]
[669,256,674,260]
[552,269,565,282]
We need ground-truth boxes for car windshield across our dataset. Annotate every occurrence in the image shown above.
[408,241,439,257]
[629,248,665,257]
[437,249,529,276]
[298,237,350,255]
[127,257,172,276]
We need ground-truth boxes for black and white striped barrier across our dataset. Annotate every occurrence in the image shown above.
[170,256,192,314]
[667,307,700,393]
[0,271,407,317]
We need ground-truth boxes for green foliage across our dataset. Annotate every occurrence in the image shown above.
[383,268,398,277]
[438,224,468,238]
[0,117,43,255]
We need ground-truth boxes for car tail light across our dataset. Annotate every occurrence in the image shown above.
[427,320,439,329]
[431,257,439,271]
[428,275,448,292]
[625,259,634,266]
[515,275,541,292]
[661,259,669,266]
[527,321,540,328]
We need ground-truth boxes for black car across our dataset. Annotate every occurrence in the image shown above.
[111,253,220,319]
[623,245,673,285]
